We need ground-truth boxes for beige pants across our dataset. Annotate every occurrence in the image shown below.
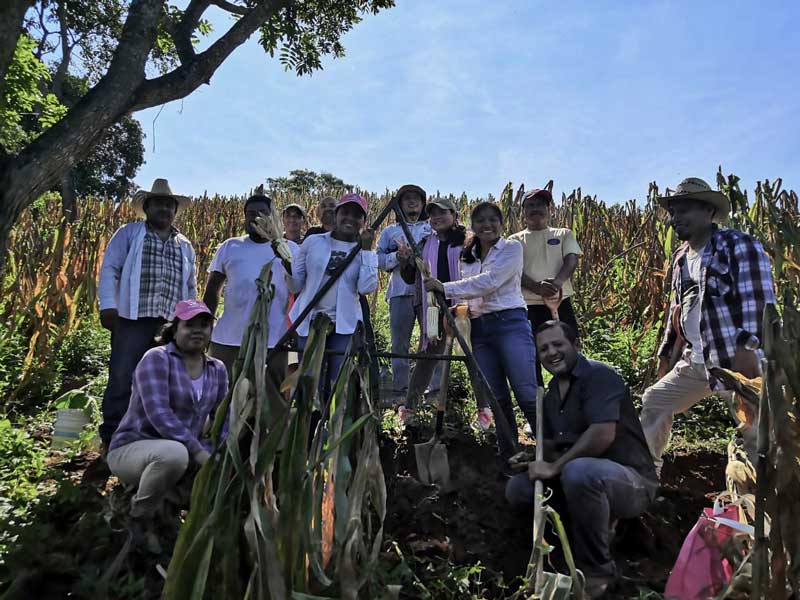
[640,359,713,477]
[107,439,189,518]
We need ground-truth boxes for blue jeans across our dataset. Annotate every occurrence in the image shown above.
[506,457,656,577]
[470,308,538,458]
[100,317,164,445]
[297,332,352,401]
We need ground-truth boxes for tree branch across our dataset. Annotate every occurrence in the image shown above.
[169,0,212,65]
[0,0,34,101]
[210,0,249,16]
[131,0,287,111]
[51,1,73,100]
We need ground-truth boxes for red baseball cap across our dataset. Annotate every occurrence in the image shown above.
[172,299,214,321]
[522,188,553,205]
[336,193,369,218]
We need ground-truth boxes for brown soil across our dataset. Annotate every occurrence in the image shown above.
[381,429,726,599]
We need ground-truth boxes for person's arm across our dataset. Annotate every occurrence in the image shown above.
[203,272,226,316]
[357,228,379,295]
[134,350,206,457]
[376,227,399,272]
[657,256,681,377]
[731,236,776,377]
[527,423,617,480]
[287,237,309,294]
[546,253,579,289]
[185,241,198,300]
[206,363,230,451]
[442,241,521,300]
[98,225,129,329]
[521,273,549,296]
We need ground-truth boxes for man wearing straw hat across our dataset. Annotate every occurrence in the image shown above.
[640,177,775,478]
[97,178,197,449]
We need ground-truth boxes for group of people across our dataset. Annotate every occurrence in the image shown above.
[96,175,775,597]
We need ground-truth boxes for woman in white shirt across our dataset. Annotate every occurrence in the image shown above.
[288,194,377,399]
[425,201,538,475]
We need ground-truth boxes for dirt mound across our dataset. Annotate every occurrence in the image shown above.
[382,430,726,598]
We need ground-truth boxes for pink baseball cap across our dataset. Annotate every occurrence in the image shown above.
[172,299,214,321]
[336,193,369,218]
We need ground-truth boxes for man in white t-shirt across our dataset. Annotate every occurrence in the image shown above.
[203,194,298,379]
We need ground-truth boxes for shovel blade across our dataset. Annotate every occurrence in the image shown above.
[414,438,436,484]
[428,441,450,486]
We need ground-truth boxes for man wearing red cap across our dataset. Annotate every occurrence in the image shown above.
[509,188,582,386]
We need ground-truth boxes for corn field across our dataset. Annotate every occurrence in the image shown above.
[1,170,798,406]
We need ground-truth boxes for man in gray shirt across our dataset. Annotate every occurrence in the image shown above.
[506,320,657,598]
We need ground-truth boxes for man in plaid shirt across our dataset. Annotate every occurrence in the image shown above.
[98,179,197,449]
[640,177,775,477]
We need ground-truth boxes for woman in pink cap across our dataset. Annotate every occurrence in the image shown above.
[106,299,229,552]
[288,193,377,399]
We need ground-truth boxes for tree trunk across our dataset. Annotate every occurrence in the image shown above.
[60,170,79,222]
[0,0,33,104]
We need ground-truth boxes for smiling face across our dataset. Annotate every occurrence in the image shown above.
[667,198,715,242]
[143,195,178,230]
[536,325,579,377]
[427,205,455,234]
[282,207,305,239]
[333,203,366,240]
[399,192,424,223]
[523,195,551,230]
[174,314,213,354]
[471,205,503,245]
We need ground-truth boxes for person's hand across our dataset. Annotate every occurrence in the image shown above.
[540,279,561,298]
[732,345,760,379]
[424,277,445,295]
[100,309,118,331]
[360,227,375,250]
[193,450,211,466]
[397,241,412,265]
[528,460,560,481]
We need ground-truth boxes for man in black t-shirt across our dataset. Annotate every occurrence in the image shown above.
[506,320,658,598]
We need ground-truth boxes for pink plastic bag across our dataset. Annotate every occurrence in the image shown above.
[664,503,741,599]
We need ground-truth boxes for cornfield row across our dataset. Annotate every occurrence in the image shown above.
[1,170,798,404]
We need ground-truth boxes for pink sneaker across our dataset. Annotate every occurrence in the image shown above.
[397,406,416,426]
[476,407,494,430]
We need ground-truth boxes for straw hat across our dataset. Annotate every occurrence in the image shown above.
[657,177,730,223]
[131,178,190,218]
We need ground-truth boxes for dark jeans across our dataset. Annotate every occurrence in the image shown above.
[297,332,352,401]
[100,317,164,445]
[506,457,656,577]
[526,298,580,386]
[471,308,538,458]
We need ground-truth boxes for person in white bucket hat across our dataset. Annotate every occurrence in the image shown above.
[97,178,197,451]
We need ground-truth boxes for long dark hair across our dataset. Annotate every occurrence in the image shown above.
[156,320,179,345]
[461,202,503,264]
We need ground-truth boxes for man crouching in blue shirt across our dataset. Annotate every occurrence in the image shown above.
[506,320,658,598]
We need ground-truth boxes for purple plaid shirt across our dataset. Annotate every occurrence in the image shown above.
[109,342,229,455]
[658,226,776,389]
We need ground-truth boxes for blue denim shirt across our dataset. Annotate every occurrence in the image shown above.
[377,220,432,300]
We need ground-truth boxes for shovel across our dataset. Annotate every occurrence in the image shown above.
[414,335,455,486]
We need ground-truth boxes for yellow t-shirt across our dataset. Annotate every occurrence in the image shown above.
[508,227,582,305]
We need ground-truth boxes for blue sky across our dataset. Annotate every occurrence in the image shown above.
[135,1,800,204]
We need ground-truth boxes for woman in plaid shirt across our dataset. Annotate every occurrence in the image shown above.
[107,300,229,552]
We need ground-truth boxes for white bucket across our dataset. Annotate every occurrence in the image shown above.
[51,408,90,450]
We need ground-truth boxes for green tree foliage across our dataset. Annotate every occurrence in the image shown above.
[0,34,66,152]
[267,169,352,196]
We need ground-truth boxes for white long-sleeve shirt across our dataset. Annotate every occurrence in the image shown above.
[98,221,197,320]
[288,232,379,336]
[377,220,432,299]
[442,237,526,317]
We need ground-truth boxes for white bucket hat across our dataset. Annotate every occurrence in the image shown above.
[131,178,190,219]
